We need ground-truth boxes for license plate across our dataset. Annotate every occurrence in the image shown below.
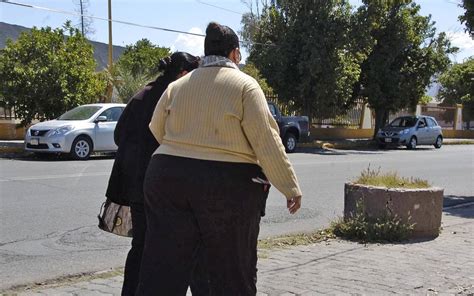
[385,138,392,143]
[30,138,39,145]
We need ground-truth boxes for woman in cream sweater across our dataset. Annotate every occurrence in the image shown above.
[137,22,302,296]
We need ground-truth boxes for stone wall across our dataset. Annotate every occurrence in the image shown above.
[0,122,27,140]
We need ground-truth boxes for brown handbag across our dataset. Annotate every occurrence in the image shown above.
[98,199,133,237]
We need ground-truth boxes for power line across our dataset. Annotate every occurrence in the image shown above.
[192,0,275,48]
[1,0,206,37]
[194,0,244,15]
[0,0,272,48]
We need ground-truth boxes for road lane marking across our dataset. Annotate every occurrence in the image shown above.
[0,172,110,182]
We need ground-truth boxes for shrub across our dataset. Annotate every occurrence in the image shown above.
[330,201,415,243]
[0,22,106,125]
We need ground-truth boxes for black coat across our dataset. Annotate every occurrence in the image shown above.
[105,76,172,205]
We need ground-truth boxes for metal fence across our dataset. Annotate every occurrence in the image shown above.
[265,93,301,117]
[265,94,364,128]
[2,98,468,131]
[0,105,16,120]
[312,101,364,128]
[421,105,456,129]
[463,120,474,130]
[0,104,45,121]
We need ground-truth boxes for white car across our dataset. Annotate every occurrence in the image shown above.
[25,103,126,160]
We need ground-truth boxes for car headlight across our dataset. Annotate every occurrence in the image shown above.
[399,128,410,135]
[48,125,74,137]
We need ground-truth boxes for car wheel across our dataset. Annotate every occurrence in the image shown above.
[283,133,297,153]
[434,136,443,149]
[70,136,92,160]
[407,136,417,150]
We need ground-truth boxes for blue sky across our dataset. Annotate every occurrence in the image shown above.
[1,0,472,63]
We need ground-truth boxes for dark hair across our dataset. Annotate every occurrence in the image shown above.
[204,22,239,57]
[158,52,200,79]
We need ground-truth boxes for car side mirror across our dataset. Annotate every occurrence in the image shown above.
[94,116,107,123]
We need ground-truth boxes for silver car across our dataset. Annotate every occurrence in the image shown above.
[376,115,443,149]
[25,103,126,159]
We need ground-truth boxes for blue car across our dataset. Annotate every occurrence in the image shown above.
[376,115,443,149]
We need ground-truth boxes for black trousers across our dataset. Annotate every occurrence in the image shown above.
[122,201,146,296]
[137,155,268,296]
[121,192,210,296]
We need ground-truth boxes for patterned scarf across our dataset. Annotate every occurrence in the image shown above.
[200,55,239,70]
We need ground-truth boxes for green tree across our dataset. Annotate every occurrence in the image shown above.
[111,39,171,103]
[459,0,474,37]
[239,0,271,51]
[354,0,456,137]
[438,57,474,128]
[242,0,364,122]
[103,67,152,103]
[241,62,273,94]
[116,39,170,77]
[0,22,106,125]
[419,94,432,105]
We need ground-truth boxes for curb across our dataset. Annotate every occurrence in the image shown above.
[1,139,473,155]
[0,146,24,153]
[297,139,474,150]
[297,141,375,150]
[0,145,24,154]
[0,268,124,295]
[0,141,25,156]
[443,201,474,210]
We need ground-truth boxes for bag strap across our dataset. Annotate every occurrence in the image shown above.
[98,201,106,216]
[97,201,107,229]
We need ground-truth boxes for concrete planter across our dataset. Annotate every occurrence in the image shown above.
[344,182,444,239]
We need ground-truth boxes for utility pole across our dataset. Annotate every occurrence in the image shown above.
[79,0,84,35]
[106,0,113,102]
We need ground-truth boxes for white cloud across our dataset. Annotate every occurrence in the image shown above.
[447,31,474,50]
[447,31,474,61]
[171,27,205,57]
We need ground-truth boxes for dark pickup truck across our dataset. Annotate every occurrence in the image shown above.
[267,102,310,153]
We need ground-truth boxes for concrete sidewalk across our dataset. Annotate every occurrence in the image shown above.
[6,204,473,295]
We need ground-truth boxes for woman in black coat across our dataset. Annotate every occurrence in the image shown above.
[105,52,200,296]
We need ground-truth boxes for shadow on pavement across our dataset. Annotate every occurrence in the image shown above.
[443,195,474,219]
[294,145,440,155]
[0,152,115,162]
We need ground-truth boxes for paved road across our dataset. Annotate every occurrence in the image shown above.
[1,145,473,290]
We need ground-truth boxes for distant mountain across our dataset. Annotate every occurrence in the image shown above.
[0,22,125,70]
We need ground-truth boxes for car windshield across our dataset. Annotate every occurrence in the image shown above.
[58,106,102,120]
[389,117,417,128]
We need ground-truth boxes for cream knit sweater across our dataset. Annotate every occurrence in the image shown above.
[149,66,302,199]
